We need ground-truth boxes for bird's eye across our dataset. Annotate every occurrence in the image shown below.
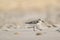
[38,19,41,20]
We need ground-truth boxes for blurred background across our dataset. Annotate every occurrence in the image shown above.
[0,0,60,12]
[0,0,60,28]
[0,0,60,40]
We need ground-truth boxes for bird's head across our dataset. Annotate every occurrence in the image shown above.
[38,19,41,21]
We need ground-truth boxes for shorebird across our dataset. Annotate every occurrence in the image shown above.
[25,19,42,31]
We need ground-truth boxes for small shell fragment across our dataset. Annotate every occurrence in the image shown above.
[14,32,20,35]
[36,32,42,36]
[56,29,60,32]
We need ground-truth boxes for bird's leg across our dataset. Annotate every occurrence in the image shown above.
[33,26,35,31]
